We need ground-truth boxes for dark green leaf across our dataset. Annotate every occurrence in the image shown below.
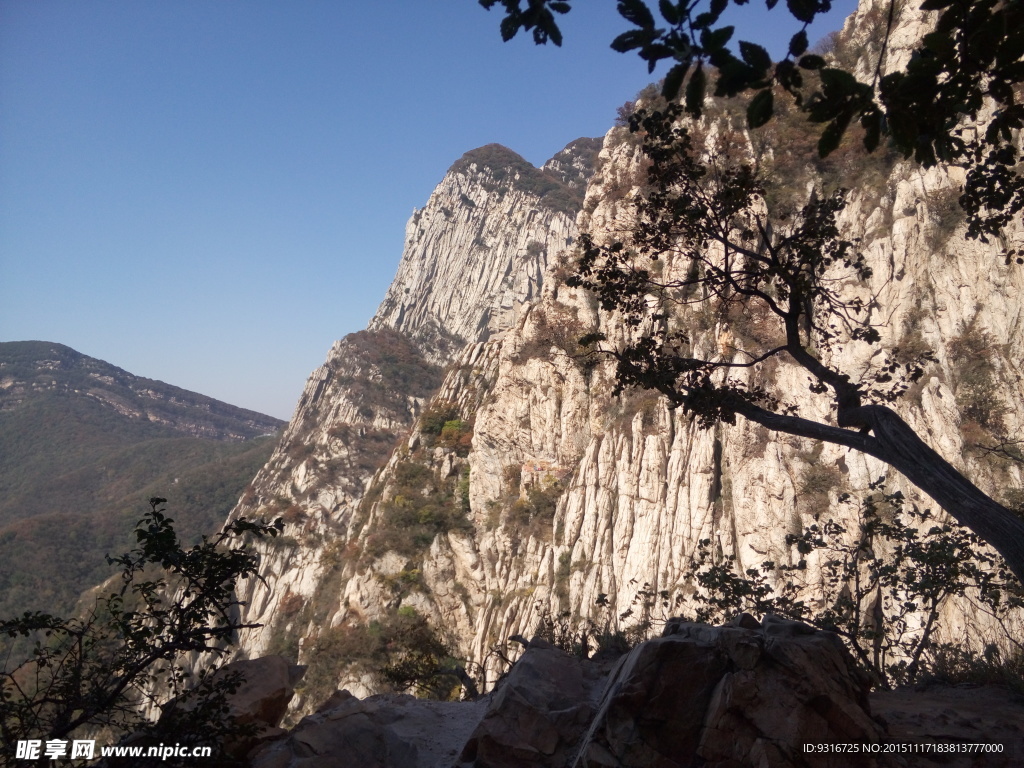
[798,54,825,69]
[659,0,681,25]
[860,109,882,153]
[714,55,758,95]
[640,42,676,72]
[819,67,859,93]
[500,14,520,41]
[788,29,808,56]
[919,0,954,9]
[618,0,656,28]
[818,115,848,157]
[995,29,1024,68]
[693,11,716,29]
[539,14,564,46]
[550,1,572,12]
[746,88,774,127]
[701,25,735,52]
[662,61,690,100]
[686,63,706,115]
[774,59,803,92]
[739,40,772,71]
[786,0,818,23]
[611,29,651,52]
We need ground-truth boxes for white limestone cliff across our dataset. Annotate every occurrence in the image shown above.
[221,6,1024,716]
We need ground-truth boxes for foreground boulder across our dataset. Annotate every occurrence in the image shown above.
[250,617,897,767]
[250,691,488,768]
[458,638,607,767]
[574,615,885,767]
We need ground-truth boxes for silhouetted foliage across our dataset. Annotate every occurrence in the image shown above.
[564,96,1024,582]
[0,499,282,764]
[687,481,1024,689]
[481,0,1024,240]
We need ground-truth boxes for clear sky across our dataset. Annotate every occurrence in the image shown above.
[1,0,857,421]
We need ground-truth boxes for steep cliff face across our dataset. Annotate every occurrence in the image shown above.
[225,140,596,691]
[368,142,589,362]
[226,6,1024,715]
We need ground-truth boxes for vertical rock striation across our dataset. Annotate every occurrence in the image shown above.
[225,140,595,691]
[222,1,1024,716]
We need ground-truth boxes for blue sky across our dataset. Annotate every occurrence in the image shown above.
[1,0,857,421]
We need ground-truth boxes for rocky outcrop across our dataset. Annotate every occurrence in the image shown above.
[246,620,1024,768]
[578,617,884,768]
[459,639,605,768]
[368,142,585,362]
[250,691,487,768]
[218,0,1024,726]
[458,618,886,768]
[224,138,600,668]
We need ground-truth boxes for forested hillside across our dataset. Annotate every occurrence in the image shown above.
[0,341,283,621]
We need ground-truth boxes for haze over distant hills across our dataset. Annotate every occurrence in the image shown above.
[0,340,285,622]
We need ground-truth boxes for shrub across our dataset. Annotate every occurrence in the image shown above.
[505,481,562,541]
[0,499,282,759]
[301,607,468,707]
[925,186,966,251]
[439,419,473,454]
[363,458,472,560]
[686,481,1023,689]
[799,461,843,498]
[282,504,306,525]
[949,317,1006,437]
[419,402,460,438]
[514,304,598,372]
[922,643,1024,695]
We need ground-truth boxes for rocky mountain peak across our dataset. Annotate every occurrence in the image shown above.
[540,136,603,191]
[218,0,1024,728]
[367,140,597,364]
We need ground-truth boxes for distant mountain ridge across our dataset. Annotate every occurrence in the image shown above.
[0,340,283,440]
[0,341,284,627]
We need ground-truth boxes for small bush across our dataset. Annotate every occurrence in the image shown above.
[301,607,467,707]
[687,482,1023,690]
[923,643,1024,695]
[949,317,1006,437]
[419,402,460,438]
[800,462,843,498]
[924,186,966,251]
[505,481,562,541]
[282,504,306,524]
[363,458,472,560]
[439,419,473,454]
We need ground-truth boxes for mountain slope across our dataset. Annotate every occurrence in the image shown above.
[218,20,1024,718]
[217,139,599,697]
[0,341,284,621]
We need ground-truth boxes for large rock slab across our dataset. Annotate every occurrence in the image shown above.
[575,616,888,768]
[251,691,488,768]
[871,683,1024,767]
[459,639,607,768]
[243,625,1024,768]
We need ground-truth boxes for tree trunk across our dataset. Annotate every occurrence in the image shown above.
[733,400,1024,583]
